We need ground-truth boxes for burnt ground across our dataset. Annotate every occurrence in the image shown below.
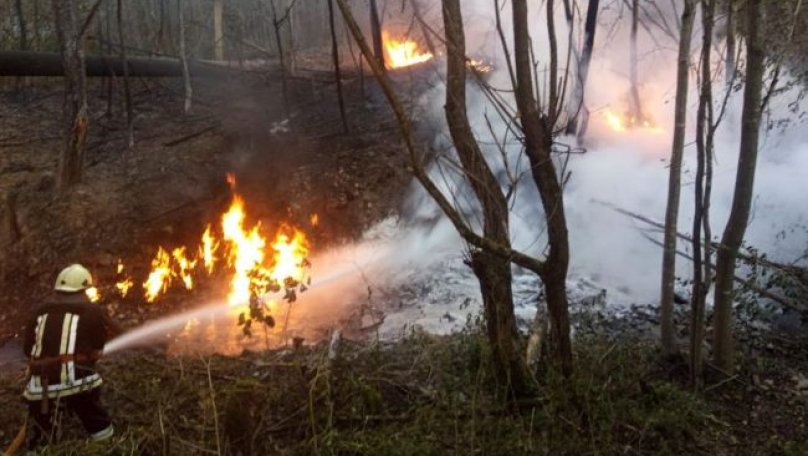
[0,69,410,342]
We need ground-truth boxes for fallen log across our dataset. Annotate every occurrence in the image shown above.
[0,51,239,78]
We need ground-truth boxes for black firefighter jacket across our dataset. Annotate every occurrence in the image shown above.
[22,293,121,400]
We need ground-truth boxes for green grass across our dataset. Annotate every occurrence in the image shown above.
[0,324,725,456]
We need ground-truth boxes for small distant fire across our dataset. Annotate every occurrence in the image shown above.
[107,174,310,308]
[383,32,433,69]
[467,58,494,74]
[602,108,664,134]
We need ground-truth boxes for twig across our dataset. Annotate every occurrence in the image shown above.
[203,357,223,456]
[162,125,217,147]
[704,374,739,392]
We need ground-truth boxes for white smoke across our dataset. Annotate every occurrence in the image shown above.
[362,0,808,332]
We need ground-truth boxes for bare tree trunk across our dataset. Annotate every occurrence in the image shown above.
[286,1,297,74]
[713,0,765,372]
[628,0,644,123]
[442,0,529,395]
[178,0,192,114]
[270,0,290,117]
[15,0,29,50]
[512,0,573,378]
[337,0,563,397]
[97,10,112,117]
[213,0,225,60]
[659,0,695,358]
[327,0,349,133]
[410,0,436,56]
[690,0,715,390]
[14,0,30,95]
[34,0,41,50]
[725,0,736,86]
[564,0,599,137]
[52,0,89,191]
[117,0,135,148]
[369,0,385,70]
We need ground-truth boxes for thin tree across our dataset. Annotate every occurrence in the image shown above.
[14,0,28,51]
[117,0,134,148]
[99,1,115,117]
[52,0,89,190]
[690,0,715,390]
[269,0,291,117]
[369,0,385,70]
[512,0,573,377]
[564,0,600,137]
[14,0,29,95]
[213,0,225,60]
[725,0,736,86]
[713,0,765,372]
[659,0,695,358]
[628,0,644,124]
[178,0,192,114]
[335,0,576,392]
[409,0,437,56]
[327,0,348,132]
[442,0,529,394]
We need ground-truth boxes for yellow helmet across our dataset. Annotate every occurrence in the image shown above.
[54,264,94,292]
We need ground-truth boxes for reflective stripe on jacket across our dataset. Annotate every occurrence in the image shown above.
[23,293,115,400]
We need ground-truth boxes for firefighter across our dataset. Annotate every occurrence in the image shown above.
[22,264,123,449]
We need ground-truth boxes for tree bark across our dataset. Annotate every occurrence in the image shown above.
[15,0,31,96]
[512,0,573,378]
[213,0,225,60]
[659,0,695,357]
[442,0,529,395]
[117,0,135,148]
[270,0,290,117]
[410,0,437,56]
[52,0,89,191]
[99,4,114,117]
[327,0,349,133]
[15,0,29,51]
[178,0,193,114]
[564,0,599,137]
[713,0,765,372]
[369,0,385,71]
[690,0,715,390]
[34,0,41,50]
[725,0,736,86]
[628,0,644,124]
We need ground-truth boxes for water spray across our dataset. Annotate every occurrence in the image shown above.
[103,253,383,355]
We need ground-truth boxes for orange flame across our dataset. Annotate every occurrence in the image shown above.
[200,225,218,275]
[221,196,268,306]
[85,287,100,303]
[115,278,133,298]
[144,247,173,302]
[172,247,197,290]
[602,109,664,134]
[269,227,309,285]
[136,175,310,308]
[115,259,134,298]
[383,32,433,69]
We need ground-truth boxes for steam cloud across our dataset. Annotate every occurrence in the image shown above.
[360,0,808,322]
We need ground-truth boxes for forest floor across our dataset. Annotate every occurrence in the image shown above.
[0,69,409,342]
[0,68,806,455]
